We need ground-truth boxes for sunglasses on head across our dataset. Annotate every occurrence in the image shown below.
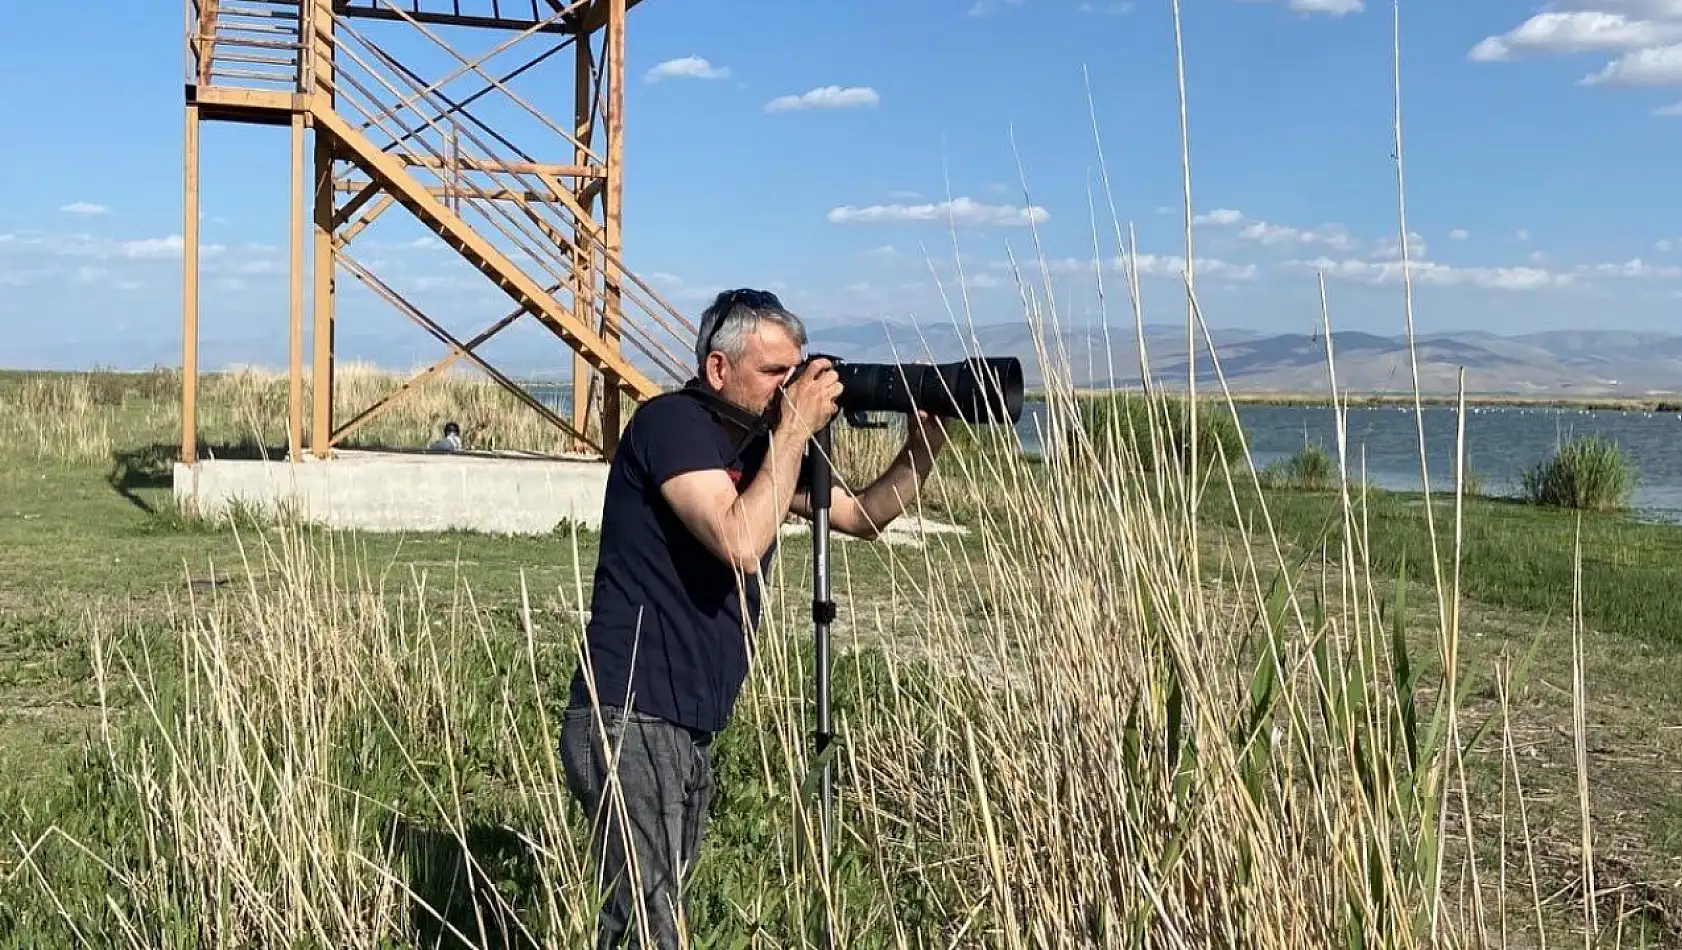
[701,288,785,356]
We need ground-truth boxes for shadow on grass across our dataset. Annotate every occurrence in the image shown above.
[104,438,579,517]
[105,439,280,515]
[385,817,552,950]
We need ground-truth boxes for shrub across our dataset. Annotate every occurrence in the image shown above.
[1519,434,1636,511]
[1070,392,1246,474]
[1259,441,1337,492]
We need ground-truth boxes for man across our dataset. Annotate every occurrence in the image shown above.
[559,288,947,948]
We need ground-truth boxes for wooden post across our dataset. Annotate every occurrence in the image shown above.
[571,26,599,452]
[601,0,627,459]
[289,112,306,462]
[310,0,336,457]
[182,102,201,464]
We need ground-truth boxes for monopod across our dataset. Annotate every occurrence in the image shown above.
[795,355,1025,950]
[805,420,839,950]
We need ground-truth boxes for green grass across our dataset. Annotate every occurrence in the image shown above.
[3,376,1682,947]
[1065,391,1245,475]
[1210,480,1682,656]
[1519,434,1639,512]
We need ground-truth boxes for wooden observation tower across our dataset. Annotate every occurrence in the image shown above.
[181,0,696,463]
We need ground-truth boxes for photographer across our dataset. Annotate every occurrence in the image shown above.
[560,288,947,949]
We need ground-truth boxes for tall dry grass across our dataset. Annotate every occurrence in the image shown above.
[7,239,1620,947]
[6,333,1612,947]
[0,362,612,466]
[2,4,1629,943]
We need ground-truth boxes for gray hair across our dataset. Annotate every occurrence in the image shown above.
[695,288,807,371]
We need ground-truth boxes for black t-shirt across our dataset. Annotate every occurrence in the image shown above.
[566,387,812,734]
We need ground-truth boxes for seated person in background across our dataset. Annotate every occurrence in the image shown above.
[428,421,462,452]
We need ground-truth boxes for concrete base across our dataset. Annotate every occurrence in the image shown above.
[172,448,976,545]
[173,448,610,535]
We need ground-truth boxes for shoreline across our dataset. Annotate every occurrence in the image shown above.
[1025,389,1682,412]
[5,367,1680,414]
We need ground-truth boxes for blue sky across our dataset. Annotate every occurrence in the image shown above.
[4,0,1682,373]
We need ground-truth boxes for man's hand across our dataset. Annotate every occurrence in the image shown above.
[904,410,948,458]
[793,408,951,540]
[776,359,843,441]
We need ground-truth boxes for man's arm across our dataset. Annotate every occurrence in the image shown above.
[793,413,946,540]
[658,359,844,572]
[661,428,809,574]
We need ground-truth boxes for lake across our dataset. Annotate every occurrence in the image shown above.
[1016,401,1682,525]
[529,384,1682,525]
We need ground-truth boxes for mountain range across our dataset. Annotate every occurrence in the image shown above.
[20,318,1680,399]
[798,321,1682,397]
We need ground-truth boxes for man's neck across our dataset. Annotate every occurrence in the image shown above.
[682,379,765,443]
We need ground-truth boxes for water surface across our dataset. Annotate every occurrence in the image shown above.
[1015,401,1682,524]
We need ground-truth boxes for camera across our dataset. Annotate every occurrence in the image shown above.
[795,354,1025,428]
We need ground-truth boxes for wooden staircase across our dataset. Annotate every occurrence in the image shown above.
[182,0,694,461]
[309,105,660,398]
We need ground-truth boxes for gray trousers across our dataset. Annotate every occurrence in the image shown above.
[560,703,717,950]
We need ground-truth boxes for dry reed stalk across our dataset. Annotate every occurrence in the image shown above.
[9,7,1621,941]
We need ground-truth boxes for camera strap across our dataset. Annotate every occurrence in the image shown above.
[670,379,777,472]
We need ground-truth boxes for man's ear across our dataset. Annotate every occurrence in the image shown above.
[703,352,728,389]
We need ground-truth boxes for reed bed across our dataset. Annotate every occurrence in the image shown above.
[2,331,1623,947]
[0,362,603,465]
[0,5,1645,942]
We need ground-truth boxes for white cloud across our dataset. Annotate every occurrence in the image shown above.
[1580,42,1682,83]
[0,231,225,260]
[1290,0,1362,13]
[1468,11,1682,61]
[967,0,1023,15]
[644,56,729,83]
[1574,256,1682,277]
[1194,208,1245,226]
[1371,231,1428,260]
[1516,229,1531,241]
[1008,254,1258,282]
[1470,5,1682,110]
[827,196,1049,228]
[1240,0,1364,15]
[59,202,108,216]
[765,85,880,112]
[1078,1,1134,12]
[1550,1,1682,21]
[1289,256,1573,291]
[1450,228,1470,240]
[1195,207,1353,250]
[121,235,190,259]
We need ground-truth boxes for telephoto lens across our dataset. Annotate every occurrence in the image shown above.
[815,356,1024,425]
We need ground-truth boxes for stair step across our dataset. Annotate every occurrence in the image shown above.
[216,5,302,21]
[214,48,299,63]
[310,106,661,398]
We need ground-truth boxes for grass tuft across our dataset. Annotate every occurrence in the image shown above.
[1519,434,1637,512]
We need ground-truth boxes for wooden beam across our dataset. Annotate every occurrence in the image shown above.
[570,25,598,452]
[330,308,526,446]
[183,103,202,465]
[334,3,579,35]
[335,180,565,203]
[310,0,337,459]
[396,153,604,179]
[289,113,307,462]
[600,0,627,457]
[309,100,660,401]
